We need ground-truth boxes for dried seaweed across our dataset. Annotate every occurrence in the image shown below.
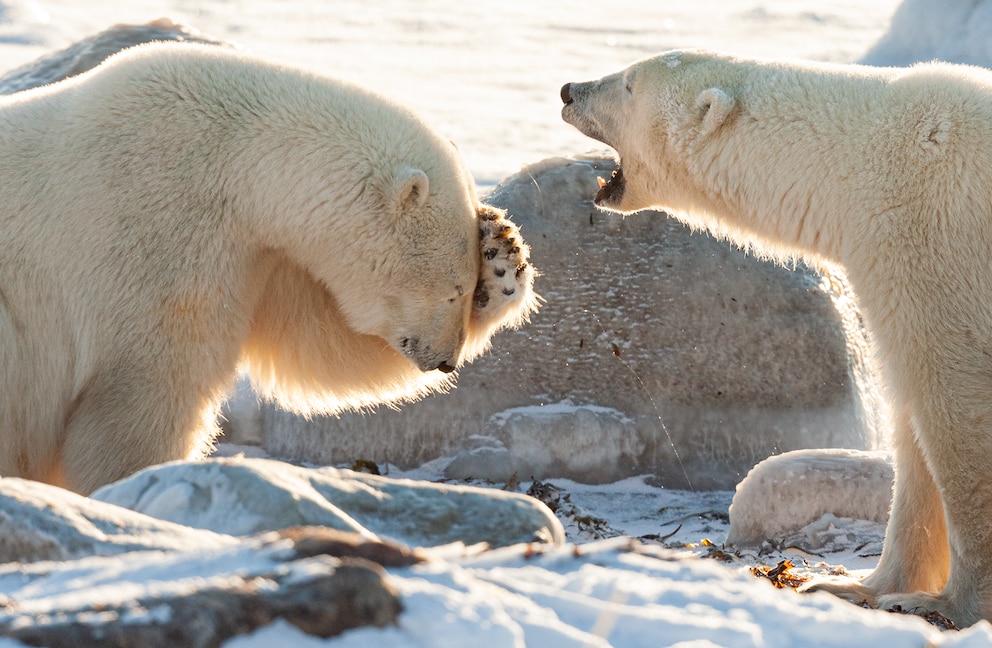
[750,560,809,590]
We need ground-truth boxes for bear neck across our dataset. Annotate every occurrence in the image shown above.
[681,67,901,268]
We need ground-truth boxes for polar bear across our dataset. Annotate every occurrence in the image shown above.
[562,50,992,626]
[0,42,537,495]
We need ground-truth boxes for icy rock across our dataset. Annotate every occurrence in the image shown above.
[0,18,231,96]
[255,156,884,489]
[0,527,403,646]
[92,457,565,548]
[0,476,236,562]
[443,438,517,482]
[860,0,992,67]
[445,402,642,483]
[726,448,893,546]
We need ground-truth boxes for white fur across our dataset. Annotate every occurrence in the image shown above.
[0,43,537,494]
[563,49,992,626]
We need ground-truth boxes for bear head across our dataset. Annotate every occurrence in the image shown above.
[240,74,536,377]
[561,50,742,216]
[309,149,483,375]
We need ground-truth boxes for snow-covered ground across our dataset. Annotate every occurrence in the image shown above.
[4,0,992,646]
[2,451,990,647]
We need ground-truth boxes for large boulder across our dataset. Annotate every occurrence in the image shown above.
[92,457,564,548]
[237,156,886,489]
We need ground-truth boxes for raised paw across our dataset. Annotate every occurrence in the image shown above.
[472,204,538,330]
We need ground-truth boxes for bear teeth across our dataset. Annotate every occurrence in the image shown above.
[594,166,625,205]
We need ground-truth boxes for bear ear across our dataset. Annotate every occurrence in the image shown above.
[918,111,950,153]
[695,87,736,137]
[393,166,430,212]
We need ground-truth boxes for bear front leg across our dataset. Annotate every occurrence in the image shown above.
[459,204,538,361]
[471,204,536,328]
[802,406,949,603]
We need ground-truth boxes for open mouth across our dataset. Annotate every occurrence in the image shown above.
[595,164,625,205]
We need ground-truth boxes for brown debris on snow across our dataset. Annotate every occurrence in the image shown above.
[750,559,810,590]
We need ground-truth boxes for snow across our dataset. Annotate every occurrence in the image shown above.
[727,449,893,546]
[3,0,992,646]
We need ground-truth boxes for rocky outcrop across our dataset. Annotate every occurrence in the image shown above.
[0,524,406,647]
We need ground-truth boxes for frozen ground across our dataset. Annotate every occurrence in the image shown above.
[2,450,991,647]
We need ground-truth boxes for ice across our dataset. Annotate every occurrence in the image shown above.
[727,449,893,547]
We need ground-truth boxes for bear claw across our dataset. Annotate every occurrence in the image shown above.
[473,204,535,323]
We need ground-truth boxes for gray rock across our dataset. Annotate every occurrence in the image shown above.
[859,0,992,67]
[445,403,643,484]
[0,527,404,647]
[93,457,564,548]
[444,437,518,482]
[0,476,236,563]
[252,156,885,490]
[0,17,230,95]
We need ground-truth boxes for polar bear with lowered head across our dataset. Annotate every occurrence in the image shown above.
[0,43,537,495]
[562,50,992,626]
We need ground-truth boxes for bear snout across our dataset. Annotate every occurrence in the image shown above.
[560,82,613,148]
[400,336,461,373]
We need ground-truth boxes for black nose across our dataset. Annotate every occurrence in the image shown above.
[560,83,573,105]
[436,361,457,374]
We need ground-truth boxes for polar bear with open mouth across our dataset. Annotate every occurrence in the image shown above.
[563,49,992,626]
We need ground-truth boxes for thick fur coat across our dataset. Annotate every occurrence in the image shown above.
[0,43,536,493]
[562,49,992,626]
